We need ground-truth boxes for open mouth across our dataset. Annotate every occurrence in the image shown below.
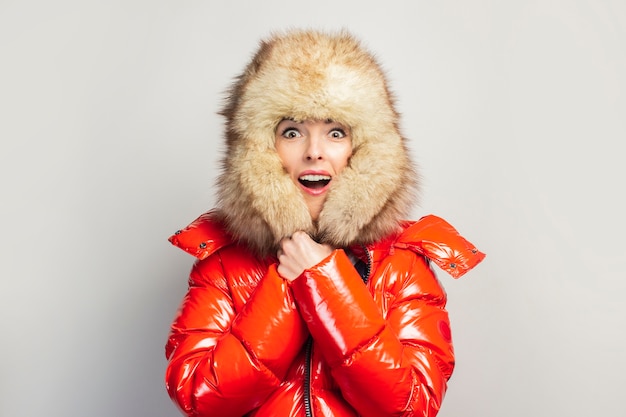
[298,174,331,190]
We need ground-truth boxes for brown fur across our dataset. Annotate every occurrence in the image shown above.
[216,29,418,256]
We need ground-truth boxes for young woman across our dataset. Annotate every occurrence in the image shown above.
[165,30,485,417]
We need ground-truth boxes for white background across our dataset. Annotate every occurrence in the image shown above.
[1,1,625,416]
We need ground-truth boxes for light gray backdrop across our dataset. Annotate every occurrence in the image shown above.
[1,1,624,416]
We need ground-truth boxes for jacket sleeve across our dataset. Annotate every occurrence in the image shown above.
[289,248,454,417]
[165,253,309,416]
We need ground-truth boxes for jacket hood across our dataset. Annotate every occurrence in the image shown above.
[216,29,418,255]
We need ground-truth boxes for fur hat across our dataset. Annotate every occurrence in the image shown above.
[216,29,418,255]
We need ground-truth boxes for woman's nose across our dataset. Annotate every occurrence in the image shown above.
[305,135,323,160]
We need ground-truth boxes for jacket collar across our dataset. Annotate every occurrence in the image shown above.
[169,211,485,279]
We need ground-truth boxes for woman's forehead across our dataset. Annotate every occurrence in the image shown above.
[278,117,347,125]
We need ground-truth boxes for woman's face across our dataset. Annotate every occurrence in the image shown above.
[275,119,352,221]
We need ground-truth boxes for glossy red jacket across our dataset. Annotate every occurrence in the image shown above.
[165,211,484,416]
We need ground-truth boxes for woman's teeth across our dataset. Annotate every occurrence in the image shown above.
[299,174,331,182]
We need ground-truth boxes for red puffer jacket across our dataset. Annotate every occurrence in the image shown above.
[165,211,484,417]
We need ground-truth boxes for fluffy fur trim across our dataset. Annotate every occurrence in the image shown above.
[216,29,418,255]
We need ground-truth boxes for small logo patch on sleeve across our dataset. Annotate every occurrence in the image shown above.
[438,320,452,343]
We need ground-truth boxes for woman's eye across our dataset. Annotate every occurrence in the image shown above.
[282,128,301,138]
[330,129,346,138]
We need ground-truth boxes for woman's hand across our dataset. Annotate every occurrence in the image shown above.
[277,231,333,281]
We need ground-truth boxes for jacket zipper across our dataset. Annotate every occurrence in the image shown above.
[359,244,372,283]
[303,245,371,417]
[303,337,314,417]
